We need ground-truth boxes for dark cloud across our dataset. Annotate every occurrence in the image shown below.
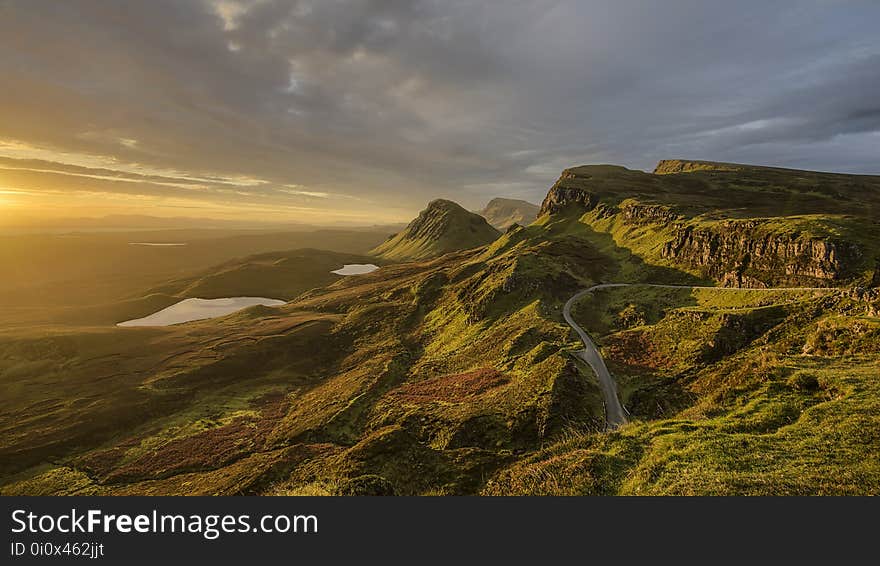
[0,0,878,218]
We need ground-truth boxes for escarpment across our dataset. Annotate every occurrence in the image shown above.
[620,203,680,225]
[653,159,743,175]
[539,183,599,216]
[661,221,860,287]
[537,160,877,289]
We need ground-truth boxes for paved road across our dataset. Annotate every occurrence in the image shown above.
[563,283,838,430]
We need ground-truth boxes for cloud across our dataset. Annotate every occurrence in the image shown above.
[0,0,878,220]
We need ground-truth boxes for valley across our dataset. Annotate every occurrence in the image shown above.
[1,160,878,496]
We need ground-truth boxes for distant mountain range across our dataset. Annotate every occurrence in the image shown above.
[477,197,540,229]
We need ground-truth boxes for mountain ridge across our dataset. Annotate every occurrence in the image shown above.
[478,198,540,229]
[537,160,880,287]
[371,199,500,261]
[3,159,879,496]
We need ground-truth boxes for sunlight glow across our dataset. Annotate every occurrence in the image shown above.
[0,138,408,226]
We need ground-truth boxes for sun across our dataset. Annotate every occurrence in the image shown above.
[0,188,27,217]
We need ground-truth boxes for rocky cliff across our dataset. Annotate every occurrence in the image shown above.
[539,179,599,216]
[661,220,860,287]
[653,159,743,175]
[536,161,876,288]
[620,202,680,225]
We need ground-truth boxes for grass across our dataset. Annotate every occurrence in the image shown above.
[482,284,880,495]
[372,199,500,261]
[149,248,384,301]
[0,228,396,328]
[2,161,878,495]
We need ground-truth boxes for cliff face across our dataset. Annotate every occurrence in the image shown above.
[661,221,859,287]
[536,161,877,288]
[620,203,680,225]
[653,159,742,175]
[539,180,599,216]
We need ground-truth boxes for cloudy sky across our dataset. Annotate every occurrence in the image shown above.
[1,0,878,224]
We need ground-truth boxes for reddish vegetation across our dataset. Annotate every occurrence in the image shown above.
[75,436,141,477]
[249,391,290,437]
[603,331,672,372]
[390,368,510,404]
[104,419,257,482]
[80,392,292,483]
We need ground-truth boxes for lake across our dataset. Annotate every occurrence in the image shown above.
[118,297,286,327]
[331,263,379,275]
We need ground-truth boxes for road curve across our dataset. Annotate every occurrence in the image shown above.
[563,283,839,430]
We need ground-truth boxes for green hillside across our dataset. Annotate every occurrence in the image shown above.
[0,228,396,328]
[148,248,381,301]
[371,199,501,261]
[2,160,878,496]
[486,285,880,495]
[536,161,880,287]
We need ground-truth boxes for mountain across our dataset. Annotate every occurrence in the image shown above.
[536,160,880,287]
[2,160,879,496]
[371,199,501,261]
[477,198,540,229]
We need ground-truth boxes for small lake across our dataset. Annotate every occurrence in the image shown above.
[118,297,286,327]
[331,263,379,275]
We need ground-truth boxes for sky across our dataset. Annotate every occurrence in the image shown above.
[1,0,879,225]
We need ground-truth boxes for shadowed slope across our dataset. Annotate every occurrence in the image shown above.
[372,199,500,261]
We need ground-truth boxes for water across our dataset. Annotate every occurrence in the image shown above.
[128,242,187,246]
[118,297,286,327]
[331,263,379,275]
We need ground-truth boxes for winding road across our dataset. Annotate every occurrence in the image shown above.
[563,283,839,430]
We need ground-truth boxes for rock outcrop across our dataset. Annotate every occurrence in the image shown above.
[653,159,742,175]
[534,159,876,289]
[539,183,599,216]
[621,203,680,225]
[661,221,860,287]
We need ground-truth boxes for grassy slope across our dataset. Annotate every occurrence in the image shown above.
[562,160,880,217]
[542,163,880,286]
[2,161,878,495]
[475,162,880,494]
[0,228,395,328]
[371,199,500,261]
[484,286,880,495]
[0,214,619,494]
[5,248,389,328]
[147,248,382,301]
